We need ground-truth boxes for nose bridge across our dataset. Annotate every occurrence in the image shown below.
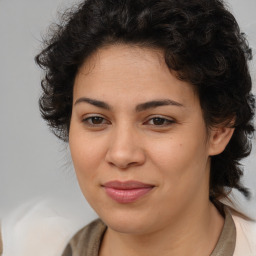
[105,121,145,169]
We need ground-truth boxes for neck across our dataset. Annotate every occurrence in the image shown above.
[99,202,224,256]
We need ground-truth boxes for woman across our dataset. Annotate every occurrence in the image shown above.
[35,0,255,255]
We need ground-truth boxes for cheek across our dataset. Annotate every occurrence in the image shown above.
[150,136,200,167]
[149,131,209,186]
[69,141,102,205]
[69,125,103,185]
[70,142,101,177]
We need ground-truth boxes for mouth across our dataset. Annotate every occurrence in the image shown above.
[102,180,155,203]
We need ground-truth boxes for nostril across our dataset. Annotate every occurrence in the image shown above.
[105,147,146,169]
[106,160,134,170]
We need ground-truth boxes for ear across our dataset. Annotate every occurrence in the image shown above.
[208,126,235,156]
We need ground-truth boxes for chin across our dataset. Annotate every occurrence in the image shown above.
[97,207,158,235]
[104,217,150,234]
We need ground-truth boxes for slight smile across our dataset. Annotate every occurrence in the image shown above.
[102,180,155,204]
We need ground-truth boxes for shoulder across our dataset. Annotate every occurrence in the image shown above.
[1,198,95,256]
[229,208,256,256]
[62,219,107,256]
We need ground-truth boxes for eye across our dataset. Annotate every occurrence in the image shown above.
[82,115,110,126]
[145,117,175,126]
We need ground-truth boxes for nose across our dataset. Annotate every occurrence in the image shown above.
[105,126,146,169]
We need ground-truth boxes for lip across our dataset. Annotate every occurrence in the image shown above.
[102,180,155,203]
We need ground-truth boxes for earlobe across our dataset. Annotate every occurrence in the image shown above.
[208,126,235,156]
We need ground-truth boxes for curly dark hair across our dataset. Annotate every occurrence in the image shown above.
[35,0,255,202]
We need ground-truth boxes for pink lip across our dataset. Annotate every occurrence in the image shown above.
[102,180,154,203]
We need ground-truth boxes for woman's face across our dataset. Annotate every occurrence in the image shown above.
[69,44,214,234]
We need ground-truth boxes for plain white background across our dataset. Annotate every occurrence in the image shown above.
[0,0,255,219]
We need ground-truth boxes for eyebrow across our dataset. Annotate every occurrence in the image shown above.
[74,97,111,110]
[74,97,184,111]
[135,99,184,112]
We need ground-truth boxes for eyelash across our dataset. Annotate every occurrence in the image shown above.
[144,117,175,126]
[82,115,175,128]
[82,116,110,126]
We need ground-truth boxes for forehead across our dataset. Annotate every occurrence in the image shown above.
[77,44,167,79]
[73,44,198,108]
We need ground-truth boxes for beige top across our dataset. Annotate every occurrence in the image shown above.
[61,209,236,256]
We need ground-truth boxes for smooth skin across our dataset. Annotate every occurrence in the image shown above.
[69,44,234,256]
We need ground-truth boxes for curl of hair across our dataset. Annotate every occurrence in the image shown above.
[35,0,255,201]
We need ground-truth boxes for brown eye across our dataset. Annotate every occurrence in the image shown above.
[89,116,104,124]
[152,117,166,125]
[145,116,175,126]
[82,116,110,126]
